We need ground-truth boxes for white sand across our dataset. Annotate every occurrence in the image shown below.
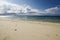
[0,19,60,40]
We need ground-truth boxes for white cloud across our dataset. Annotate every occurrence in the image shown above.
[0,1,60,16]
[45,6,60,15]
[0,1,41,15]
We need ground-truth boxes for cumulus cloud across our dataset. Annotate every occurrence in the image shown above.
[0,1,40,15]
[0,1,60,16]
[45,6,60,16]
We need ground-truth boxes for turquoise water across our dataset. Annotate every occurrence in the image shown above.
[9,16,60,23]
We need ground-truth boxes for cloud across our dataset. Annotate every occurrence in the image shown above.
[0,1,60,16]
[0,1,40,15]
[45,6,60,16]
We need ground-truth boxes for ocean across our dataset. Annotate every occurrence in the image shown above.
[7,15,60,23]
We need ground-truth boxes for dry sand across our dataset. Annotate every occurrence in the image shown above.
[0,19,60,40]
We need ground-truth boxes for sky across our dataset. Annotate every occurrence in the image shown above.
[0,0,60,16]
[8,0,60,10]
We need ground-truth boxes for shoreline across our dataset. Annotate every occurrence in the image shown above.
[0,18,60,25]
[0,17,60,23]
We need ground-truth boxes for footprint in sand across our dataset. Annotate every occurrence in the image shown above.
[3,36,11,40]
[56,34,58,36]
[14,29,17,31]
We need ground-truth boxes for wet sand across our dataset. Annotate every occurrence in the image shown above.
[0,19,60,40]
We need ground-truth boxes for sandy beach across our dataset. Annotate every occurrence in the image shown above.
[0,19,60,40]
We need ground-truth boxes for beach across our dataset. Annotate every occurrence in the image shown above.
[0,19,60,40]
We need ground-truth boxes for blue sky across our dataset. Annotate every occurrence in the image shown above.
[8,0,60,10]
[0,0,60,16]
